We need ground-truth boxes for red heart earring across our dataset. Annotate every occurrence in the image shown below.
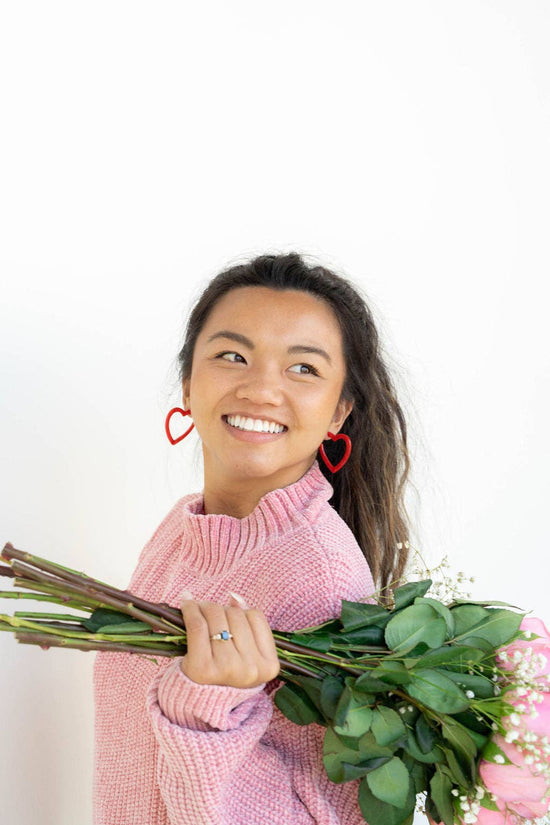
[319,431,352,473]
[165,407,195,445]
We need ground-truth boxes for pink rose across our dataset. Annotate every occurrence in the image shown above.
[466,807,510,825]
[431,617,550,825]
[497,617,550,678]
[480,734,550,819]
[477,617,550,821]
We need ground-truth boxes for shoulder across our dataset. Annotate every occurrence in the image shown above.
[266,501,375,630]
[126,493,198,590]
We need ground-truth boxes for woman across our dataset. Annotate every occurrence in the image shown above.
[93,252,411,824]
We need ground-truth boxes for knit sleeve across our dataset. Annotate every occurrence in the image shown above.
[145,659,324,824]
[145,609,369,824]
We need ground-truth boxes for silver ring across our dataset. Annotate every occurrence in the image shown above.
[210,630,233,641]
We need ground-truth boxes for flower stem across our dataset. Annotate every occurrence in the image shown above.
[3,543,184,629]
[8,562,181,635]
[272,635,364,675]
[14,630,185,656]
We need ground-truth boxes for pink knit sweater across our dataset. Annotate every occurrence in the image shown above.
[93,462,375,824]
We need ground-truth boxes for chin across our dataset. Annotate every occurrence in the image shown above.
[230,456,312,484]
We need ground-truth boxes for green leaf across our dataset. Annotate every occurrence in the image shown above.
[393,579,432,611]
[405,730,444,764]
[339,601,391,631]
[393,702,420,726]
[453,634,495,654]
[466,729,488,750]
[357,730,396,760]
[371,706,407,747]
[338,625,386,646]
[354,672,394,693]
[415,713,436,754]
[406,669,470,713]
[359,778,416,825]
[425,795,442,825]
[453,709,492,736]
[371,660,412,685]
[450,604,489,635]
[411,645,485,670]
[289,631,332,652]
[440,715,478,767]
[482,739,512,765]
[430,769,455,825]
[320,675,345,720]
[94,622,153,634]
[461,608,523,648]
[479,794,501,812]
[441,669,496,699]
[333,686,373,739]
[452,607,523,648]
[366,756,411,808]
[440,747,469,787]
[451,598,521,609]
[82,608,151,634]
[401,753,428,794]
[414,597,455,638]
[323,727,362,783]
[385,604,447,653]
[274,682,323,726]
[340,757,392,782]
[290,674,326,714]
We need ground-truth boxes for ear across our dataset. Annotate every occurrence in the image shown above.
[182,378,191,411]
[329,397,353,434]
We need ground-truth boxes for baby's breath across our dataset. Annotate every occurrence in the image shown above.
[408,548,475,601]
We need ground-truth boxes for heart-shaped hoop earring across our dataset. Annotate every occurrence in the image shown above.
[319,431,352,473]
[165,407,195,445]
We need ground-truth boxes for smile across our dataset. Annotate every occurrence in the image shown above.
[225,415,286,434]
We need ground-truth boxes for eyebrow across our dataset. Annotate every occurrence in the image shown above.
[206,330,333,364]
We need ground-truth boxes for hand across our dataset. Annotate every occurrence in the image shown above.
[179,592,281,688]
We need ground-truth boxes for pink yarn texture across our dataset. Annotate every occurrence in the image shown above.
[93,462,375,824]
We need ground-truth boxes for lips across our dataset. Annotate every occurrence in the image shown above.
[224,414,287,434]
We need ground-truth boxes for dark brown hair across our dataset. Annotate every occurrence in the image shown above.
[177,252,411,595]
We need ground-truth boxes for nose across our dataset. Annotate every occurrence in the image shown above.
[234,364,284,406]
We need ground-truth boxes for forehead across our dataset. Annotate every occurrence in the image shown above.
[199,286,343,346]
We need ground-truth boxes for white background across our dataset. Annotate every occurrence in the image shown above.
[1,2,549,823]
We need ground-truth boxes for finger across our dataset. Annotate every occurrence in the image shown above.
[228,591,249,609]
[207,604,276,685]
[244,609,280,669]
[197,601,255,657]
[218,604,257,657]
[180,599,215,669]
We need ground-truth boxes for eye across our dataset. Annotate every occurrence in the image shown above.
[216,351,246,364]
[288,363,320,376]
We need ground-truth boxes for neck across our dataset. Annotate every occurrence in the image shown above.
[202,455,317,518]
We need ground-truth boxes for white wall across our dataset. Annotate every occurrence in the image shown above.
[1,2,548,823]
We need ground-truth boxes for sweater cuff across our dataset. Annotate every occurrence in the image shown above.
[154,658,268,732]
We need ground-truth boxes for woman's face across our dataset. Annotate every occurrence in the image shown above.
[184,286,353,492]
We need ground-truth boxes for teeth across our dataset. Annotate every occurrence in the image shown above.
[226,415,285,433]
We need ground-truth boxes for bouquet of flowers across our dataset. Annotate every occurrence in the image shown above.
[1,541,549,825]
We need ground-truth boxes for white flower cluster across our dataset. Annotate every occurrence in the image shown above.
[496,643,550,791]
[408,553,475,601]
[450,785,490,824]
[447,642,550,824]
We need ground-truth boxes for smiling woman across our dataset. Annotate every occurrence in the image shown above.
[92,252,413,825]
[185,286,353,516]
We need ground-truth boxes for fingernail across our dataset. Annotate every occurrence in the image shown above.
[228,591,248,609]
[180,589,193,601]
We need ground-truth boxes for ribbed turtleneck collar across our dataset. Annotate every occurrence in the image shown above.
[178,461,333,578]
